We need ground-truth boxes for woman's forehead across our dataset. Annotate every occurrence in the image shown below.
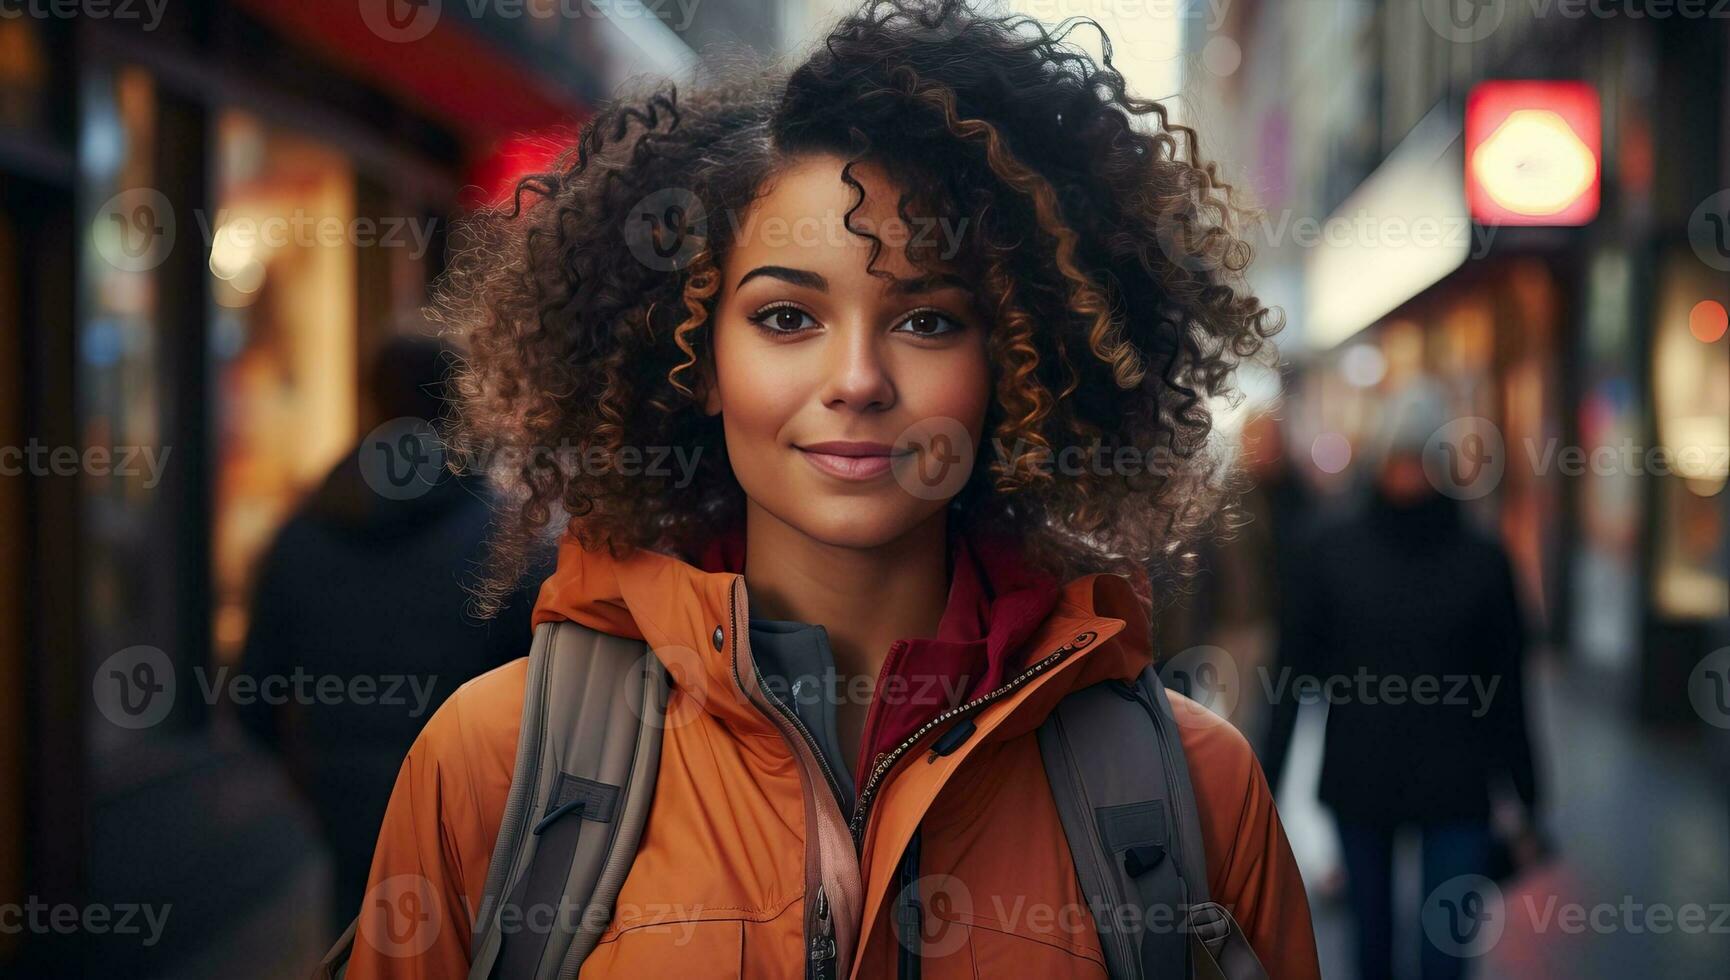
[723,157,965,290]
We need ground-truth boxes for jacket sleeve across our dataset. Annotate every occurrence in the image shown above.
[1481,544,1541,815]
[1258,525,1328,796]
[343,685,487,979]
[1174,695,1321,980]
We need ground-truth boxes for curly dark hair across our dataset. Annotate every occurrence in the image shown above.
[436,0,1280,617]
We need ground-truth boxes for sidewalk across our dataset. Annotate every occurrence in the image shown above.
[1280,658,1730,980]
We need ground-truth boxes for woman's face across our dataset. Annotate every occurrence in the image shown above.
[706,153,991,551]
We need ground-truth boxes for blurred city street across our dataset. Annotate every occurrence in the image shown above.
[2,0,1726,978]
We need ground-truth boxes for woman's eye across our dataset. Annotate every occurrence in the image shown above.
[750,305,817,334]
[894,309,963,337]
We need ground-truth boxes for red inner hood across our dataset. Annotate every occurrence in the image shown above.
[693,521,1062,780]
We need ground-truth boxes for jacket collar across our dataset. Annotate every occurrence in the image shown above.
[530,525,1152,743]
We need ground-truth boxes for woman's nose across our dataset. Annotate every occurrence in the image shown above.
[819,327,896,412]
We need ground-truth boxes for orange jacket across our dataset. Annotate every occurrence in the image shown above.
[346,531,1320,979]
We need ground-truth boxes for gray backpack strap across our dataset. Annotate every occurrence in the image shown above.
[1038,664,1268,980]
[466,620,668,980]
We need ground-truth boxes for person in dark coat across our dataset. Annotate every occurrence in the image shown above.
[1260,380,1543,980]
[235,335,549,938]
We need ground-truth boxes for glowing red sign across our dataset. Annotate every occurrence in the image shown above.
[1467,81,1601,226]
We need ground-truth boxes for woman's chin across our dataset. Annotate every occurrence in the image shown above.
[772,498,943,552]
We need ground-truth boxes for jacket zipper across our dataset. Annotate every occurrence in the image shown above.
[734,589,851,813]
[728,579,845,980]
[810,884,837,980]
[730,579,1107,976]
[847,630,1099,845]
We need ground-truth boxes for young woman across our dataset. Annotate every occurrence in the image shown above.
[346,1,1318,976]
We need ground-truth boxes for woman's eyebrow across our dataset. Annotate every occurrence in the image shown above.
[736,265,827,291]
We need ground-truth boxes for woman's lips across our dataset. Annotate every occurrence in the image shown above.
[795,442,909,482]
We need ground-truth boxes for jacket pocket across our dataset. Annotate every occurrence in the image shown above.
[581,917,744,978]
[958,918,1108,980]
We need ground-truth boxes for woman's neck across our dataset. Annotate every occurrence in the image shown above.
[741,503,952,682]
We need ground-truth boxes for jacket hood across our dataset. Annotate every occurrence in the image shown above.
[530,523,1154,745]
[305,450,484,539]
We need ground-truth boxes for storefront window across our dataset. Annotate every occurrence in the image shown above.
[208,111,359,665]
[1573,249,1643,669]
[1650,252,1729,619]
[78,64,164,752]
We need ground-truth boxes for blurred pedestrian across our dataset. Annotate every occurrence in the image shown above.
[235,334,548,938]
[1165,405,1316,734]
[1261,379,1544,980]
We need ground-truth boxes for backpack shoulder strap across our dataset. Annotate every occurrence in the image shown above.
[466,619,667,980]
[1037,664,1268,980]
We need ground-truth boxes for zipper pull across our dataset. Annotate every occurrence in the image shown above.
[925,717,976,762]
[809,884,837,980]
